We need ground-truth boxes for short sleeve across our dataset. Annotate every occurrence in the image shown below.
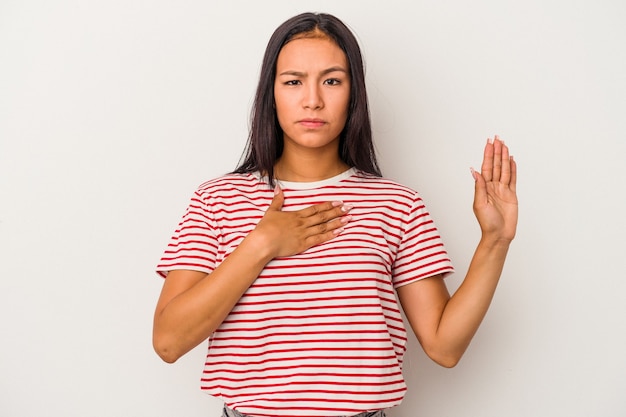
[155,189,219,278]
[391,193,454,288]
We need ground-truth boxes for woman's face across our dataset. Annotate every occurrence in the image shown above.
[274,36,351,155]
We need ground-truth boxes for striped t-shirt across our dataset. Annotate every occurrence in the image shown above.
[156,168,454,417]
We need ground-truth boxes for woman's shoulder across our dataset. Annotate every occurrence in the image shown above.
[195,171,267,196]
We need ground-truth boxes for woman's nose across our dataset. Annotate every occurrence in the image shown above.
[303,84,323,109]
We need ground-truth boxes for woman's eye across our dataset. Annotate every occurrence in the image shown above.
[285,80,301,86]
[324,78,341,86]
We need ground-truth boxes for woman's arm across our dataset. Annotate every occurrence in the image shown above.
[153,187,353,363]
[398,137,518,367]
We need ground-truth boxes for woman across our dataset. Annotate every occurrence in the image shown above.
[153,12,517,417]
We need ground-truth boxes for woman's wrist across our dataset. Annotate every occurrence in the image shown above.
[478,234,513,250]
[240,229,278,263]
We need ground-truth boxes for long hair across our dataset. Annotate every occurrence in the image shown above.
[234,12,381,185]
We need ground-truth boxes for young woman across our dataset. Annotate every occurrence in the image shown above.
[153,12,517,417]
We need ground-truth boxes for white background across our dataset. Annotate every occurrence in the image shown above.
[1,1,625,416]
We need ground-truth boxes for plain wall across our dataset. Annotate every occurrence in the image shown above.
[1,0,625,416]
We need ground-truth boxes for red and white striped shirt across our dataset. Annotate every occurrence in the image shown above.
[157,168,454,417]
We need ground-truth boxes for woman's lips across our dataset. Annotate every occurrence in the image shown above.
[298,119,326,128]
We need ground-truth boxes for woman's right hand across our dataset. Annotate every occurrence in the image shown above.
[153,186,353,363]
[250,185,353,258]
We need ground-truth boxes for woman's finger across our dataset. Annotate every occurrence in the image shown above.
[509,156,517,193]
[500,142,511,185]
[268,185,285,211]
[299,200,342,218]
[472,167,488,208]
[299,201,353,226]
[303,215,352,247]
[492,136,502,182]
[309,214,352,236]
[481,138,494,182]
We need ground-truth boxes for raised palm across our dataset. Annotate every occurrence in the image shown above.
[472,137,518,242]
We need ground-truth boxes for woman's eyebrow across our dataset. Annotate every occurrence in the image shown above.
[321,66,348,76]
[277,66,348,77]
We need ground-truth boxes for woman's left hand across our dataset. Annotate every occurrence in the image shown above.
[471,136,518,242]
[399,136,518,368]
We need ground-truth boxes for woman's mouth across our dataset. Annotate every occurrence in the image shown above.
[299,119,326,128]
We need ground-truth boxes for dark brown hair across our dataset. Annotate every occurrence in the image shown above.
[234,12,381,184]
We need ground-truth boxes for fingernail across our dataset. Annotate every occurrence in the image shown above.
[340,215,353,224]
[470,167,478,180]
[333,227,345,235]
[274,185,280,195]
[341,204,354,213]
[332,200,343,207]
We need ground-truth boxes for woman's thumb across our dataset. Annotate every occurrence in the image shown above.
[471,167,487,208]
[268,184,284,211]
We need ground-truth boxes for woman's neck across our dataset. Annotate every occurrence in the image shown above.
[274,155,350,183]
